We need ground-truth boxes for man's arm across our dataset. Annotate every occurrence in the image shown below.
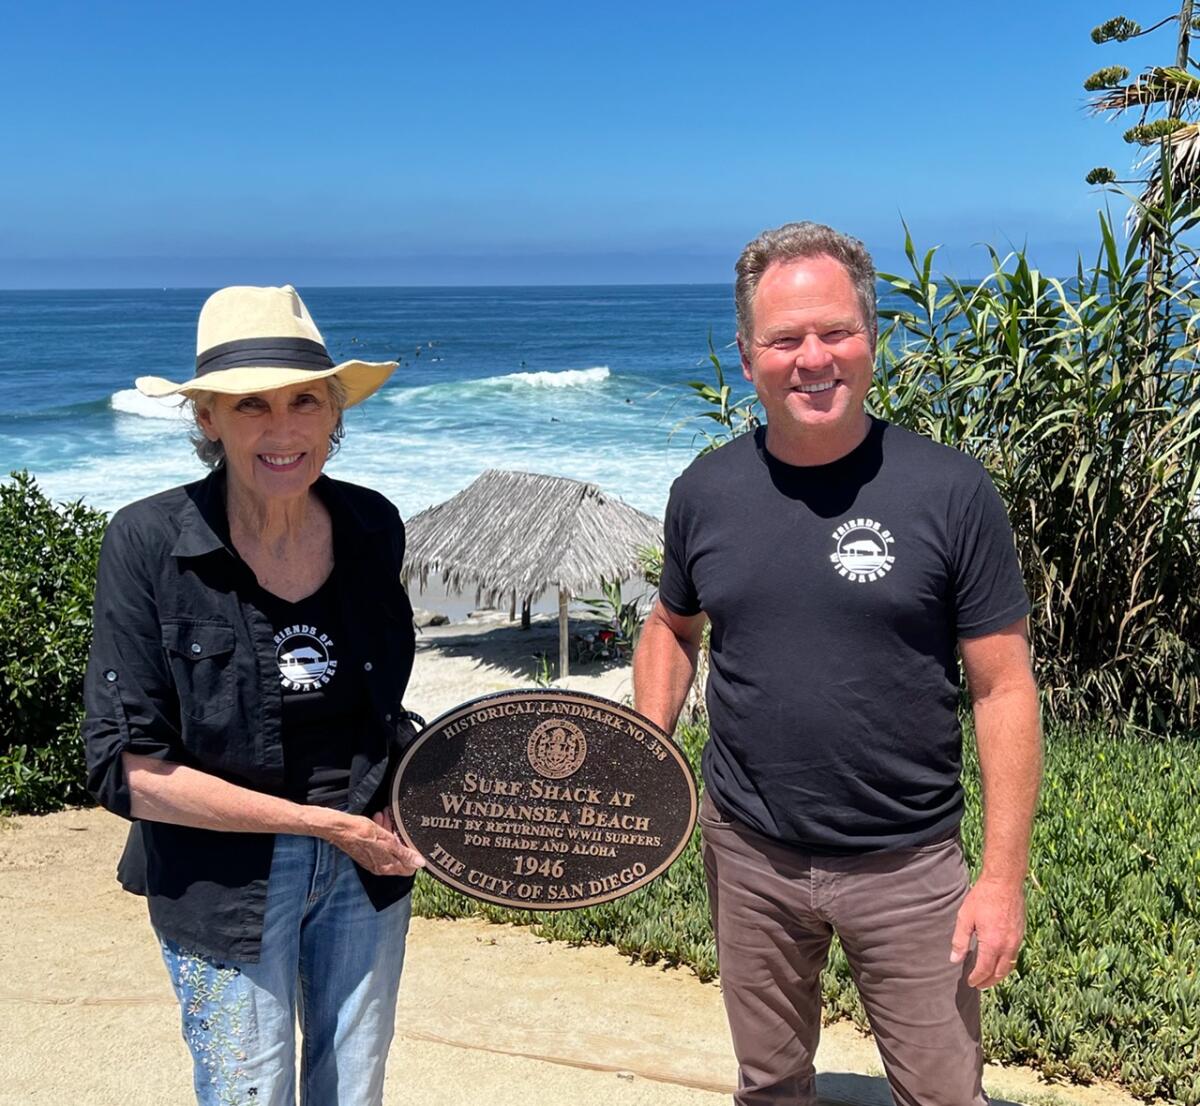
[952,617,1042,988]
[633,600,708,735]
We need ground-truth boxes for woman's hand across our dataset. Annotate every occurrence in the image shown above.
[322,809,426,877]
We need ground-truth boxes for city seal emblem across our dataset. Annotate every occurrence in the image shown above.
[830,517,896,583]
[527,718,587,779]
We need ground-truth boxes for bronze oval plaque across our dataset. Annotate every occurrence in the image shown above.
[390,689,697,909]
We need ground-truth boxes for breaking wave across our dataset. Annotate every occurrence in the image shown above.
[110,389,189,420]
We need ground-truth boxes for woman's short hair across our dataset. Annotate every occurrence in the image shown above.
[734,222,877,345]
[189,376,349,470]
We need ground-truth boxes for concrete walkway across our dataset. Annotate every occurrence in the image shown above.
[0,809,1140,1106]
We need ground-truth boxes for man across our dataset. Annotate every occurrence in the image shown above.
[633,222,1041,1106]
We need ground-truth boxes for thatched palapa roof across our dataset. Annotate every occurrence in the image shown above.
[402,469,662,604]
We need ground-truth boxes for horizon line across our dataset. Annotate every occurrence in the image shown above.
[0,280,737,293]
[0,275,996,294]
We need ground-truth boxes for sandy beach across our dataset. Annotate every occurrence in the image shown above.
[403,610,639,723]
[0,614,1141,1106]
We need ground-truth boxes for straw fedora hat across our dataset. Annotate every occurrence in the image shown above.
[135,285,397,408]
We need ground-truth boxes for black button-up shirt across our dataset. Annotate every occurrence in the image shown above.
[82,468,417,961]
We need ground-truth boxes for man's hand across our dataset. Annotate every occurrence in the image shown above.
[950,876,1026,988]
[323,808,425,877]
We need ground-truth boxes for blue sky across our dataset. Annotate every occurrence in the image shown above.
[0,1,1176,287]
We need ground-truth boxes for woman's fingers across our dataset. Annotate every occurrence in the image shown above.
[373,827,425,875]
[369,808,423,873]
[336,813,424,876]
[371,808,398,834]
[394,841,425,873]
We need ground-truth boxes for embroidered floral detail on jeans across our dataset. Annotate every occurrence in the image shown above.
[161,941,256,1106]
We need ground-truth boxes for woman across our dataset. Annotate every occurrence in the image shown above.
[83,284,425,1106]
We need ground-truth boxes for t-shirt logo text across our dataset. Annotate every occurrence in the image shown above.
[273,623,338,692]
[830,519,896,583]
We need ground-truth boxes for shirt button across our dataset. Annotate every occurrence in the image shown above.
[190,642,202,655]
[104,669,118,682]
[363,661,373,672]
[384,713,392,722]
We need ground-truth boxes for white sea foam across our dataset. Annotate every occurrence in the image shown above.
[391,365,611,402]
[110,389,189,420]
[498,365,610,388]
[34,369,690,520]
[326,425,685,521]
[32,417,690,521]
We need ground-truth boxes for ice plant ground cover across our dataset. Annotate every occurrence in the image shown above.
[414,722,1200,1105]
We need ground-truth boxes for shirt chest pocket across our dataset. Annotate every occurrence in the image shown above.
[162,620,237,722]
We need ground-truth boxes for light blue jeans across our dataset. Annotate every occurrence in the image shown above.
[157,832,411,1106]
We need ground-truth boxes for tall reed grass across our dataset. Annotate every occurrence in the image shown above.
[876,214,1200,732]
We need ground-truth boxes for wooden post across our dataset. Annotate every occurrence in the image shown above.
[558,588,570,679]
[509,590,516,621]
[521,595,531,630]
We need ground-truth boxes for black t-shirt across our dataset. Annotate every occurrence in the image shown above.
[252,569,364,809]
[659,418,1029,853]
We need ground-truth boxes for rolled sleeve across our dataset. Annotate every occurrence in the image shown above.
[82,515,183,819]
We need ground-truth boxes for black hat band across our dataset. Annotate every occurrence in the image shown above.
[196,337,335,376]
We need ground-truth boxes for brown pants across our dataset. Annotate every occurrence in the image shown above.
[700,792,986,1106]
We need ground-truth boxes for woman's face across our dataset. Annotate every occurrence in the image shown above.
[196,379,339,504]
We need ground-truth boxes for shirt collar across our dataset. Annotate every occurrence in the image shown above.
[318,473,390,536]
[169,468,388,560]
[170,468,232,559]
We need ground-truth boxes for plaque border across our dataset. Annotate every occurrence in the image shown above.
[390,688,699,910]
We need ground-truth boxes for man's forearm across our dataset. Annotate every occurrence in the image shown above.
[972,683,1042,885]
[633,612,701,735]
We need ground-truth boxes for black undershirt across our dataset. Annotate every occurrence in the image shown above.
[253,569,363,808]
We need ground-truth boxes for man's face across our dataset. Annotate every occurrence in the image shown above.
[739,254,874,445]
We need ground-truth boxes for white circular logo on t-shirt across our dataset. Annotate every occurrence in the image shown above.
[830,518,896,582]
[273,624,338,692]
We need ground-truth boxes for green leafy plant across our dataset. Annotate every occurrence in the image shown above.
[576,578,643,655]
[1086,4,1200,242]
[637,544,663,589]
[1084,63,1131,90]
[1125,116,1189,145]
[0,472,107,813]
[876,214,1200,733]
[675,334,761,456]
[529,652,554,688]
[1092,15,1144,44]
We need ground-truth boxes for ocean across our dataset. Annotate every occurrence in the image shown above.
[0,286,745,522]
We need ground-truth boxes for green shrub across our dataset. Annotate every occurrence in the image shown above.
[0,471,107,813]
[877,215,1200,733]
[414,724,1200,1105]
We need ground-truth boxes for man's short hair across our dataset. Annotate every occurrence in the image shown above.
[734,222,877,345]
